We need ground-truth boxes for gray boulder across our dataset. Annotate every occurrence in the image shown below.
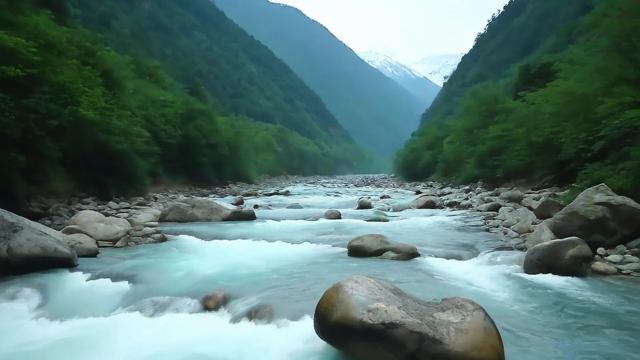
[546,184,640,250]
[127,208,161,226]
[479,202,502,212]
[324,210,342,220]
[0,209,77,275]
[160,198,256,223]
[591,261,619,275]
[500,190,524,204]
[523,237,593,277]
[201,290,228,312]
[66,233,99,257]
[348,234,419,261]
[356,197,373,210]
[533,198,565,220]
[524,221,557,249]
[314,276,505,360]
[64,210,131,242]
[411,195,442,209]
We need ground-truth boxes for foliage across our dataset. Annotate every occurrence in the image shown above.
[396,0,640,200]
[0,1,373,208]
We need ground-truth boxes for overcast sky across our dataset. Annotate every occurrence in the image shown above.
[270,0,509,62]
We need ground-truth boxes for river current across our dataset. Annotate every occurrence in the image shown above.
[1,181,639,359]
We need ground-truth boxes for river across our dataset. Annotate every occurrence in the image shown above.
[1,180,639,359]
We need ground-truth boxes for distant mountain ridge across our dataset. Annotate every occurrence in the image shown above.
[410,53,464,86]
[359,51,440,109]
[215,0,426,159]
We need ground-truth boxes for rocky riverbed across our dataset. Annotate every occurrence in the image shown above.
[2,174,640,359]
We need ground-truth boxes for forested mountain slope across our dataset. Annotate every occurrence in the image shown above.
[0,0,371,208]
[215,0,426,158]
[396,0,640,199]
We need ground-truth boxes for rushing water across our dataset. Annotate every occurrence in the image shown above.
[1,182,639,360]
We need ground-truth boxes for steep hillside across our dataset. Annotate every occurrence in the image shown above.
[0,0,372,208]
[360,51,440,109]
[397,0,640,199]
[215,0,426,158]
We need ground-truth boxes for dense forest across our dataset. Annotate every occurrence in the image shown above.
[396,0,640,199]
[0,0,373,208]
[215,0,427,159]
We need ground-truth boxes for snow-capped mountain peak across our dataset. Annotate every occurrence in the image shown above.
[359,51,423,81]
[410,53,464,86]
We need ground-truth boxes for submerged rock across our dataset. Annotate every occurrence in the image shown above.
[202,290,229,312]
[121,296,202,317]
[314,276,505,360]
[231,196,245,206]
[160,198,256,222]
[231,304,274,324]
[347,234,419,261]
[546,184,640,250]
[523,237,593,277]
[0,208,77,275]
[324,210,342,220]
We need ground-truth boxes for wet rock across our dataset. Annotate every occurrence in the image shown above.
[286,203,304,209]
[356,197,373,210]
[546,184,640,250]
[411,195,442,209]
[347,234,419,261]
[314,276,505,360]
[160,198,256,222]
[616,263,640,272]
[231,196,245,206]
[121,296,202,317]
[523,237,593,277]
[0,208,78,275]
[324,210,342,220]
[202,290,228,312]
[500,190,524,204]
[380,195,392,200]
[66,233,99,257]
[64,210,131,242]
[591,261,619,275]
[231,304,274,324]
[533,198,565,220]
[479,202,502,212]
[366,211,390,223]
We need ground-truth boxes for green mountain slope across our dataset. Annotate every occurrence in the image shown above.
[215,0,427,159]
[396,0,640,199]
[0,0,372,208]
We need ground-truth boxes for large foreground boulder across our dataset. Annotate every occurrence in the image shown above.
[0,209,77,275]
[546,184,640,250]
[315,276,504,360]
[160,198,256,223]
[63,210,131,242]
[348,234,419,261]
[523,237,593,277]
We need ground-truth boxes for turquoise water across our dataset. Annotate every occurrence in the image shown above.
[1,184,639,359]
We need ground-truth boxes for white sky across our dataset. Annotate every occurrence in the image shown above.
[270,0,510,62]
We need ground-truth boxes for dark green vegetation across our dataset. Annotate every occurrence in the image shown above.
[215,0,426,159]
[0,0,373,208]
[396,0,640,199]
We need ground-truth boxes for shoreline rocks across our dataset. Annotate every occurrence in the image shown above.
[314,276,505,360]
[160,198,256,223]
[523,237,593,277]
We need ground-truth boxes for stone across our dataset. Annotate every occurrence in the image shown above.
[128,208,162,226]
[596,247,607,256]
[231,304,274,324]
[591,261,619,275]
[231,196,245,206]
[500,190,524,204]
[533,198,565,220]
[523,237,593,277]
[347,234,419,261]
[380,195,392,200]
[616,263,640,272]
[411,195,442,209]
[626,238,640,249]
[546,184,640,250]
[509,208,536,234]
[366,211,389,223]
[356,197,373,210]
[479,202,502,212]
[623,255,640,263]
[605,255,624,264]
[324,210,342,220]
[286,203,304,209]
[160,198,256,222]
[65,210,131,242]
[65,233,99,257]
[0,209,77,275]
[201,290,228,312]
[608,245,627,255]
[524,221,558,249]
[314,276,505,360]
